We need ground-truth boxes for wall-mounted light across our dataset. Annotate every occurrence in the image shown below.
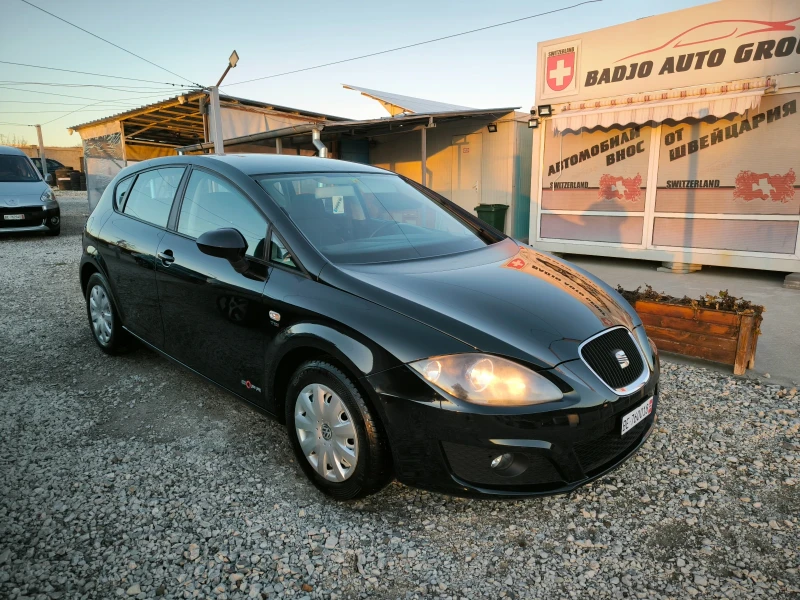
[530,108,536,116]
[487,123,498,133]
[528,118,539,129]
[537,105,552,117]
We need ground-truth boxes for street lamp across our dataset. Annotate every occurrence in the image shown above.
[209,50,240,155]
[217,50,240,87]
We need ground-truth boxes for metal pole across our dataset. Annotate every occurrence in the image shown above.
[208,87,225,155]
[311,128,328,158]
[216,64,232,88]
[35,125,47,182]
[420,126,427,187]
[275,137,282,155]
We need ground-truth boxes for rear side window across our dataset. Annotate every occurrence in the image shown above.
[114,176,135,211]
[177,169,268,259]
[123,167,184,227]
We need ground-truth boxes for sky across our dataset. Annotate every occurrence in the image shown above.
[0,0,714,147]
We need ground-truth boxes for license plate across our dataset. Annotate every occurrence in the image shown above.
[621,397,653,436]
[3,214,24,220]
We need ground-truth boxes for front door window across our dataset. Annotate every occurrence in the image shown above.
[177,169,268,259]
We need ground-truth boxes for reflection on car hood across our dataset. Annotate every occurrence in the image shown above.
[326,239,640,368]
[0,181,47,201]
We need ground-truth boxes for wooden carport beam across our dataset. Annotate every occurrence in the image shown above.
[124,112,203,138]
[114,92,205,123]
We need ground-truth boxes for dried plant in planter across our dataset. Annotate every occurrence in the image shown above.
[615,285,764,375]
[616,285,765,316]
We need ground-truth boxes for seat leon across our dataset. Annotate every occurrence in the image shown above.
[80,154,659,500]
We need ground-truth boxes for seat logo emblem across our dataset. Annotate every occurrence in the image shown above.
[614,350,630,369]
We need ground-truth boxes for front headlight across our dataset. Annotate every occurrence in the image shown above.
[41,188,57,204]
[409,354,563,407]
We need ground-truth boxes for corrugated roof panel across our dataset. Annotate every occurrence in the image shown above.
[343,84,476,114]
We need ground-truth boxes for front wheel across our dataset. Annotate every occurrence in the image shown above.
[286,361,393,500]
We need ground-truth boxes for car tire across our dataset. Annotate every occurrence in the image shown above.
[286,360,393,500]
[85,272,131,355]
[46,227,60,237]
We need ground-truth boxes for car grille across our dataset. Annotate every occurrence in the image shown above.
[580,327,645,392]
[0,206,45,229]
[442,441,563,487]
[573,417,649,475]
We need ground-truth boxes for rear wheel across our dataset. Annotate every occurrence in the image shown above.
[85,272,131,354]
[286,360,393,500]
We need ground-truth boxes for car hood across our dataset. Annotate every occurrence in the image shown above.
[0,181,47,204]
[322,239,640,368]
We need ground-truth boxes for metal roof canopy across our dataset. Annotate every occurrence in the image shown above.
[175,107,520,154]
[342,84,476,116]
[69,90,349,148]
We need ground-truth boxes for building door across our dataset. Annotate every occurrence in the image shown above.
[450,133,482,214]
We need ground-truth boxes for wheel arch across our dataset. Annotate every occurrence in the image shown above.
[265,323,397,425]
[80,260,100,296]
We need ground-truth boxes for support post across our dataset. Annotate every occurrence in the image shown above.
[420,126,427,187]
[734,312,755,376]
[208,87,225,155]
[275,138,282,155]
[35,124,47,182]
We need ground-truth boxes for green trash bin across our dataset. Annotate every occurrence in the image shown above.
[474,203,508,233]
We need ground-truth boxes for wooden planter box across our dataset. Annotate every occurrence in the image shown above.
[632,300,762,375]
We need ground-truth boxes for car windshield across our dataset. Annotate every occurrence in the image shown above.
[0,155,40,183]
[256,172,491,264]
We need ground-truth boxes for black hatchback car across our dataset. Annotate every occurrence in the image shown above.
[80,154,659,500]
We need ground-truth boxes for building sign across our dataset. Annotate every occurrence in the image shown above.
[653,92,800,254]
[536,0,800,104]
[541,40,581,99]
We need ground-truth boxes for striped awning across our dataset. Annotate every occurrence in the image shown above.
[551,78,772,133]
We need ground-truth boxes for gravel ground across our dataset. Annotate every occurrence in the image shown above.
[1,193,798,600]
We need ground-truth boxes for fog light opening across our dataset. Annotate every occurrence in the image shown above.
[488,452,531,478]
[50,216,59,225]
[490,453,513,471]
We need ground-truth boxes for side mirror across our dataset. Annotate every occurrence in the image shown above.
[197,228,249,272]
[45,173,54,185]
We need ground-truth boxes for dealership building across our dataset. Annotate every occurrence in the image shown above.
[529,0,800,283]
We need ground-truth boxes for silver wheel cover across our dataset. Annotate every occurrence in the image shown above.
[89,285,113,345]
[294,383,359,482]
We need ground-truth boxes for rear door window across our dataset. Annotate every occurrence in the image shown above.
[123,167,185,228]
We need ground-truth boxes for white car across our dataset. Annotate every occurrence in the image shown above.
[0,145,60,235]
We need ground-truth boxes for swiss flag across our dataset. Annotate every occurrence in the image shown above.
[733,169,796,203]
[546,52,575,92]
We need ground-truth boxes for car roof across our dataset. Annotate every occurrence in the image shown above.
[0,145,28,156]
[134,153,390,176]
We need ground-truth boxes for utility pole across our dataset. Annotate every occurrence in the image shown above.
[35,124,48,183]
[208,50,239,155]
[208,86,225,155]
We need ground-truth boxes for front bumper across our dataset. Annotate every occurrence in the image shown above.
[0,204,60,233]
[366,355,659,498]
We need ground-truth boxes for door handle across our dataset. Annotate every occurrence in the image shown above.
[157,250,175,265]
